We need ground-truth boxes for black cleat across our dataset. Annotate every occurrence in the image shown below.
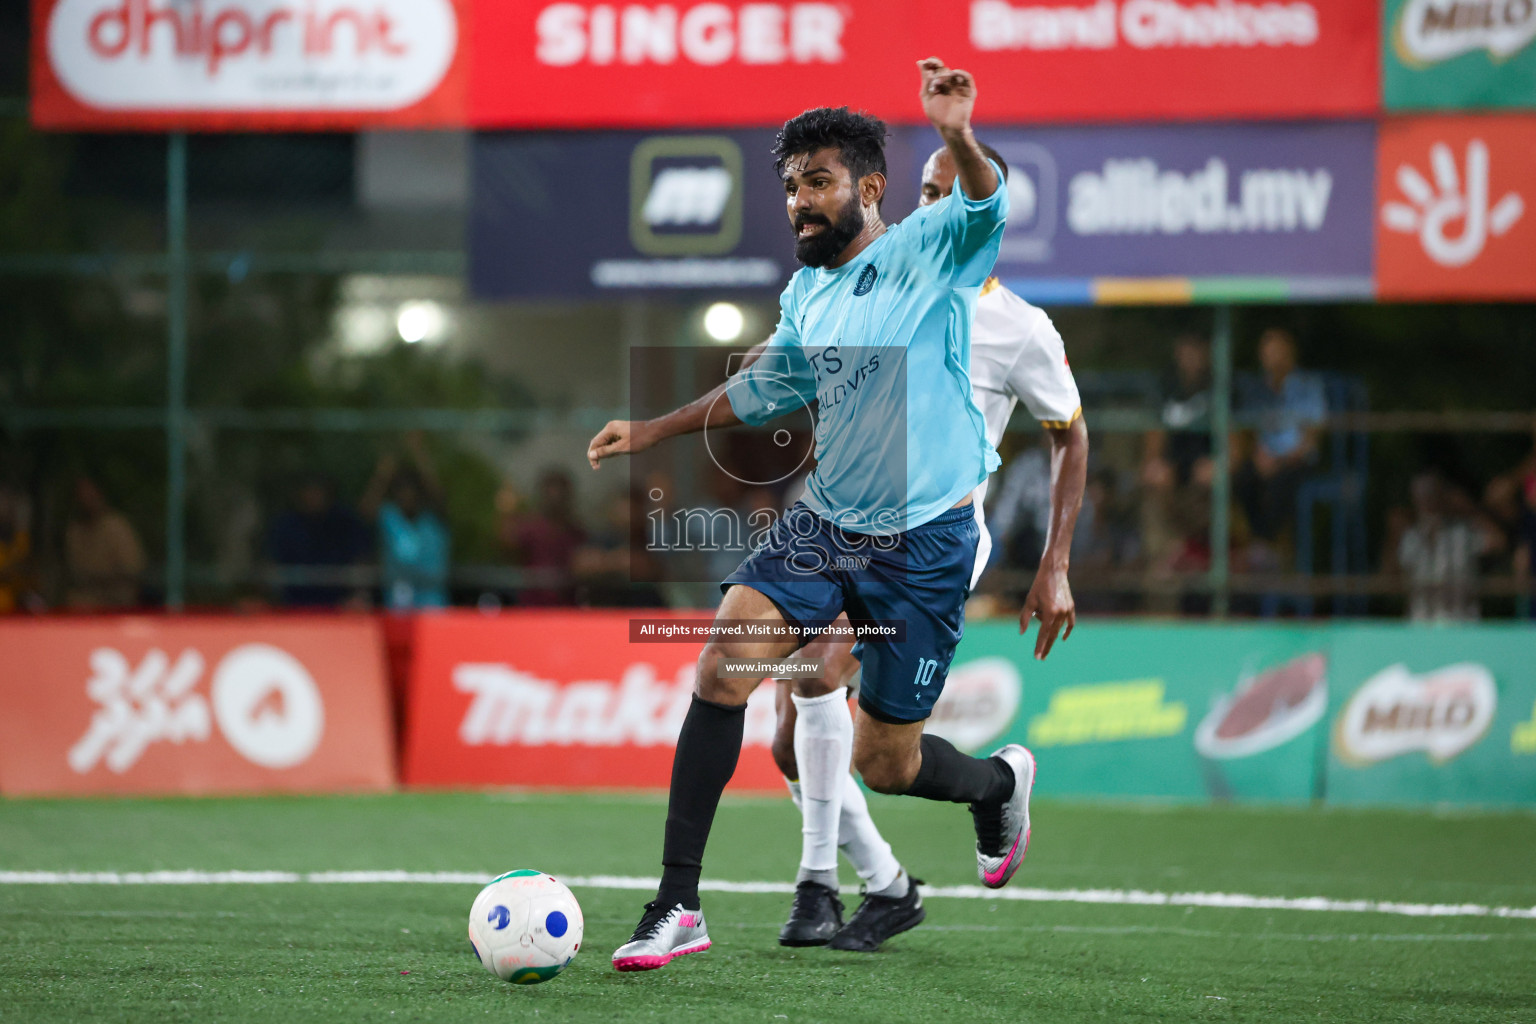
[778,881,844,947]
[827,877,926,952]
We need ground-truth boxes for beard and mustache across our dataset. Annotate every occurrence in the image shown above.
[792,195,866,268]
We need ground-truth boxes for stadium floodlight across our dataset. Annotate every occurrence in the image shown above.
[397,300,447,345]
[703,302,745,343]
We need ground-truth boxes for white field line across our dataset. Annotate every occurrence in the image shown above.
[1,870,1533,921]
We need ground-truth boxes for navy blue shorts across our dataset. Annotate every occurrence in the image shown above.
[720,502,978,723]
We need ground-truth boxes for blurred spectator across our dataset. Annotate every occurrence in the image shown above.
[265,474,369,608]
[1234,328,1326,545]
[362,434,450,611]
[1144,333,1214,486]
[1489,428,1536,617]
[1482,474,1525,563]
[1140,334,1215,598]
[506,467,585,606]
[0,484,36,613]
[1396,472,1499,622]
[64,477,145,610]
[573,487,666,607]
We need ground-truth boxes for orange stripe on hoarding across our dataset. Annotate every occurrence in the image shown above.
[1092,279,1194,305]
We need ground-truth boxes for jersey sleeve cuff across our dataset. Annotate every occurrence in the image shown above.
[955,159,1008,209]
[1039,406,1083,430]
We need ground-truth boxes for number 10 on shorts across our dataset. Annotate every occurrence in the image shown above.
[913,658,939,688]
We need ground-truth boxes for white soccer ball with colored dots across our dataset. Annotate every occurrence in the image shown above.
[468,870,584,985]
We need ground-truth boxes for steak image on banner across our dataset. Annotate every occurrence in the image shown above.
[925,656,1022,754]
[0,617,395,796]
[1195,652,1329,761]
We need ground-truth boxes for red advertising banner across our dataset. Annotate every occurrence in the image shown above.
[30,0,470,130]
[401,610,785,791]
[1377,115,1536,300]
[32,0,1378,130]
[471,0,1379,127]
[0,616,395,796]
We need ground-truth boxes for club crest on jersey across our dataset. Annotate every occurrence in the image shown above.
[853,264,878,296]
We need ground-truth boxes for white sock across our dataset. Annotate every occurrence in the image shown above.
[837,771,903,895]
[791,687,852,887]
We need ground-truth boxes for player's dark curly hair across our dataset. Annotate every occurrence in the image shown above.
[773,107,889,188]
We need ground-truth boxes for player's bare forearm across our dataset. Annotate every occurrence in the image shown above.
[586,382,743,469]
[941,127,997,204]
[651,384,744,443]
[1041,417,1088,572]
[918,58,998,201]
[1020,416,1088,659]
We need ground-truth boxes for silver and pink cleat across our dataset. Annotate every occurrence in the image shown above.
[612,901,711,972]
[972,744,1036,889]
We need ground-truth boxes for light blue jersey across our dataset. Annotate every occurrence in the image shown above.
[726,163,1008,534]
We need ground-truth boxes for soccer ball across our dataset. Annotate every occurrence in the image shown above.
[468,870,584,985]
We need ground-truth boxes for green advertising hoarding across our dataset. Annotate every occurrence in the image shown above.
[1325,625,1536,805]
[1384,0,1536,110]
[942,624,1329,803]
[943,622,1536,807]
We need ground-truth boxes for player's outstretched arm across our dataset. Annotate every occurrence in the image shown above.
[917,58,998,202]
[1020,416,1088,659]
[586,350,763,469]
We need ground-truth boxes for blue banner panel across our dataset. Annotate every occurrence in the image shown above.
[939,121,1378,282]
[471,129,920,299]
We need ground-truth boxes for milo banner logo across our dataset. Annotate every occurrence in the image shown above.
[949,622,1536,807]
[1386,0,1536,110]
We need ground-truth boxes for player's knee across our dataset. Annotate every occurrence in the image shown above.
[854,747,917,795]
[694,643,756,706]
[790,674,837,699]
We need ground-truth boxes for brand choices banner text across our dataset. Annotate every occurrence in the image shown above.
[33,0,1379,129]
[0,617,395,796]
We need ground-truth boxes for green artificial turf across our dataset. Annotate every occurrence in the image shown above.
[1,793,1534,1023]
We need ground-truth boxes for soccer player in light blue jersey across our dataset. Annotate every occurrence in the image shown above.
[588,58,1039,973]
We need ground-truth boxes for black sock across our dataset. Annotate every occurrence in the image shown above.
[904,733,1013,806]
[656,694,746,910]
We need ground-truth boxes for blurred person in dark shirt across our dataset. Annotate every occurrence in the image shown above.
[265,474,369,608]
[508,467,586,606]
[1518,476,1536,618]
[573,486,666,608]
[65,477,145,610]
[1140,334,1215,593]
